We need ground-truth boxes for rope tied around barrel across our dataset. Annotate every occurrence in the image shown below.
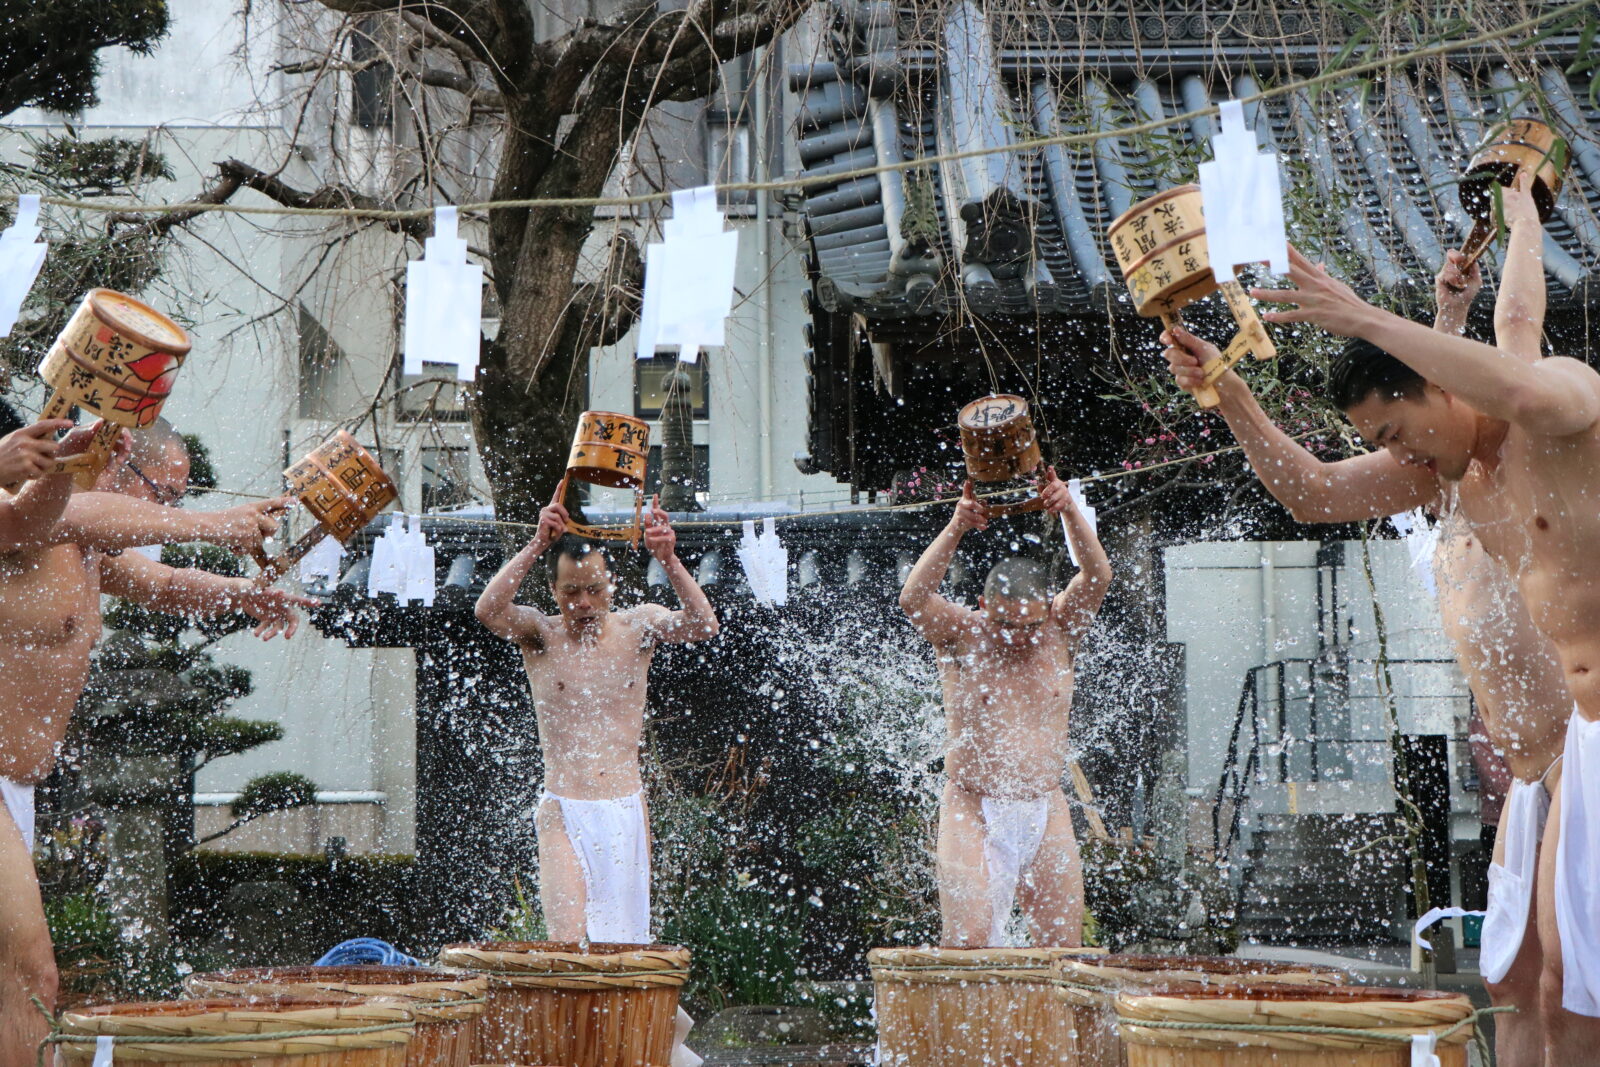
[1120,1003,1515,1062]
[30,996,414,1066]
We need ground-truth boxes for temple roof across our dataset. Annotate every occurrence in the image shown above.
[792,1,1600,321]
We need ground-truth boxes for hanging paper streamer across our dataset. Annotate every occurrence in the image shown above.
[1061,478,1098,569]
[366,515,435,605]
[735,517,788,606]
[1410,1033,1441,1067]
[93,1036,114,1067]
[1389,509,1440,599]
[1198,101,1289,283]
[298,534,345,583]
[0,195,47,337]
[404,206,483,381]
[635,187,739,364]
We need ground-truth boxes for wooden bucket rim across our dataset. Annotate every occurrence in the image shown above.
[1106,183,1201,238]
[870,945,1105,983]
[439,941,689,978]
[578,409,647,427]
[1115,985,1475,1051]
[185,966,486,1021]
[83,288,192,354]
[957,393,1031,430]
[1469,116,1558,154]
[56,995,415,1053]
[292,430,398,534]
[1055,953,1347,989]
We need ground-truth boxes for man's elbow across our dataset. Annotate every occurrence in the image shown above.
[897,589,919,616]
[472,595,496,625]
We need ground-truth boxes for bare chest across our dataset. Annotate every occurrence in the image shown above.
[0,544,99,647]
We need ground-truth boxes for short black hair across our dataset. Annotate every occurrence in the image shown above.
[1326,339,1426,410]
[548,536,612,581]
[983,556,1050,602]
[0,399,26,437]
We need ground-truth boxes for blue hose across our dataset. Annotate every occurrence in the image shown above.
[314,937,421,967]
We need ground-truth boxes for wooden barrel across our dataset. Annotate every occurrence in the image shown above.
[437,941,688,1066]
[958,394,1042,483]
[185,966,486,1067]
[52,995,413,1064]
[1106,186,1215,321]
[1115,983,1475,1066]
[869,946,1106,1066]
[1053,955,1348,1067]
[286,430,400,544]
[567,411,651,491]
[39,288,192,428]
[1459,118,1568,224]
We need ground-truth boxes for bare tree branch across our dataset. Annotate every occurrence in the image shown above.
[213,158,433,242]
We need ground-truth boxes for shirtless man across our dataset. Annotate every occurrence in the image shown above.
[898,468,1110,946]
[475,491,718,943]
[1162,183,1600,1059]
[0,419,306,1063]
[1163,187,1564,1063]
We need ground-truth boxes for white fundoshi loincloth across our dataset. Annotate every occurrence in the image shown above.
[1481,772,1552,984]
[980,794,1051,946]
[0,777,34,853]
[1555,712,1600,1016]
[540,790,701,1067]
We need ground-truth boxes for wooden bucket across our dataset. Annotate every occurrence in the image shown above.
[1053,955,1348,1067]
[556,411,651,548]
[1115,983,1475,1066]
[437,941,688,1066]
[185,966,486,1067]
[1105,185,1275,409]
[869,946,1106,1066]
[1456,117,1570,268]
[37,288,191,487]
[51,994,413,1064]
[958,395,1045,516]
[255,430,399,586]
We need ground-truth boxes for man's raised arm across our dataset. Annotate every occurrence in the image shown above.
[1162,328,1437,523]
[639,496,719,645]
[1255,245,1600,438]
[1493,178,1547,361]
[1040,469,1111,648]
[899,481,983,645]
[474,490,565,647]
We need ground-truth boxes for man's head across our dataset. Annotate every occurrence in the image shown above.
[549,537,615,628]
[979,556,1051,630]
[1328,339,1480,481]
[97,417,190,503]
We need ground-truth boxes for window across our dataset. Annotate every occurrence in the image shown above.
[420,446,473,512]
[350,18,394,131]
[644,444,711,499]
[634,355,709,418]
[397,363,472,423]
[297,305,345,421]
[704,55,753,201]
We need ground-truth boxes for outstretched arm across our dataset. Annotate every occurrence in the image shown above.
[55,494,291,555]
[1039,469,1110,648]
[1493,177,1546,361]
[99,551,317,640]
[1255,245,1600,438]
[1163,327,1438,522]
[638,496,719,645]
[898,480,984,646]
[474,490,565,648]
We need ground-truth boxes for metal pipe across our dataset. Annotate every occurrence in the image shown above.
[756,44,774,497]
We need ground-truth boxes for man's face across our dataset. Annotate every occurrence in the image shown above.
[552,552,615,627]
[979,594,1050,634]
[1345,385,1477,482]
[100,444,190,505]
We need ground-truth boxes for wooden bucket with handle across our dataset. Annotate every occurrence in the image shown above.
[1054,954,1349,1067]
[958,394,1047,516]
[37,288,191,487]
[254,430,398,586]
[1456,117,1569,270]
[555,411,651,548]
[438,941,687,1067]
[51,995,413,1064]
[186,965,485,1067]
[870,946,1107,1066]
[1106,185,1275,409]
